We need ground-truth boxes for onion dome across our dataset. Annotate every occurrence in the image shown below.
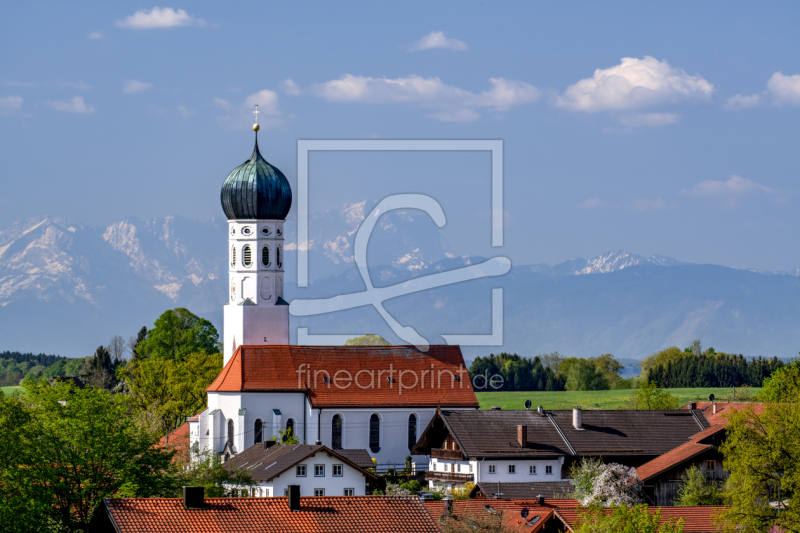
[220,134,292,220]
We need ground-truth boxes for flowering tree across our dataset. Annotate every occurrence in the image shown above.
[571,458,644,507]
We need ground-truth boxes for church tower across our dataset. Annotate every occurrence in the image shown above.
[220,116,292,365]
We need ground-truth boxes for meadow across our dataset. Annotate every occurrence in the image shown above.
[475,386,760,410]
[1,386,22,395]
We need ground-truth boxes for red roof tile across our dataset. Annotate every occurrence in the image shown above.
[103,496,440,533]
[680,402,765,426]
[207,345,479,408]
[555,506,728,533]
[424,499,576,533]
[636,424,726,482]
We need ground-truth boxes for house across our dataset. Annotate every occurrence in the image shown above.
[423,498,580,533]
[681,401,764,426]
[469,481,575,500]
[88,487,440,533]
[553,505,728,532]
[412,407,711,489]
[637,425,727,505]
[223,441,377,497]
[193,344,479,468]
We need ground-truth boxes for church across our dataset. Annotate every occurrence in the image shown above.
[189,120,479,467]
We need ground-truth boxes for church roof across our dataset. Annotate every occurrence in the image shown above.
[206,345,479,409]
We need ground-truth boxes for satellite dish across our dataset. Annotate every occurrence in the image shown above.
[708,394,715,402]
[525,400,532,410]
[521,508,529,519]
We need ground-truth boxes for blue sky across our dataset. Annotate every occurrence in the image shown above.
[2,1,800,271]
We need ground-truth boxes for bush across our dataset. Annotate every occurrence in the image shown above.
[675,466,724,506]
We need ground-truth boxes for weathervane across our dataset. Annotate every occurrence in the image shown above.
[253,104,260,131]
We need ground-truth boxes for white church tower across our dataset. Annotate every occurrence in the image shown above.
[220,113,292,365]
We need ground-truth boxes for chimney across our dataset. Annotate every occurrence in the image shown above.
[182,486,205,510]
[537,494,544,506]
[517,425,527,447]
[537,405,544,416]
[263,440,277,449]
[491,406,502,411]
[288,485,301,511]
[315,440,321,445]
[712,403,717,415]
[690,402,697,410]
[573,408,583,430]
[443,498,453,516]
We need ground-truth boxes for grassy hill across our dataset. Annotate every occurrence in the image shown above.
[476,387,760,410]
[1,386,22,396]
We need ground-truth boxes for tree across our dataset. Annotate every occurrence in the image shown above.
[271,425,300,444]
[81,345,121,390]
[0,380,178,532]
[576,505,684,533]
[676,465,724,506]
[137,308,219,361]
[720,360,800,532]
[176,448,254,498]
[128,326,148,360]
[639,346,689,380]
[345,334,391,346]
[566,359,609,391]
[570,459,644,507]
[108,335,126,362]
[123,352,222,437]
[629,381,679,410]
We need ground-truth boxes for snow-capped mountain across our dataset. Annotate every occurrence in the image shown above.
[529,249,688,276]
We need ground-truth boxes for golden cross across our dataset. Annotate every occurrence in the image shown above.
[253,104,259,125]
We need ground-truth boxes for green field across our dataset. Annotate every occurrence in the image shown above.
[476,387,760,410]
[1,386,22,396]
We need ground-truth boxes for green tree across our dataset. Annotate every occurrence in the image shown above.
[0,380,178,532]
[676,465,724,506]
[566,359,609,391]
[345,334,391,346]
[576,505,684,533]
[271,425,300,444]
[176,448,254,497]
[720,360,800,532]
[80,345,121,390]
[629,381,679,410]
[123,351,222,437]
[137,308,219,361]
[639,346,689,381]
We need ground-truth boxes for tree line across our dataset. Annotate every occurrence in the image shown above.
[644,347,783,388]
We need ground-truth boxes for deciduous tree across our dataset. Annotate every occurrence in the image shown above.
[137,308,219,361]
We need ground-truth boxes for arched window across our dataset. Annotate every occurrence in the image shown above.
[286,418,295,438]
[254,419,263,444]
[231,246,236,267]
[276,246,282,268]
[261,246,270,267]
[332,414,343,450]
[227,419,234,448]
[369,414,380,453]
[243,245,252,267]
[407,414,417,452]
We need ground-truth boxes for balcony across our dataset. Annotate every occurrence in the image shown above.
[425,471,474,484]
[431,448,465,461]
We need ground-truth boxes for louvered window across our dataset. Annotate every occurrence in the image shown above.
[261,246,270,267]
[243,246,252,267]
[231,246,236,267]
[277,246,282,268]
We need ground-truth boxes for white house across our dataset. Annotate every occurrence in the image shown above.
[189,129,480,468]
[223,442,376,497]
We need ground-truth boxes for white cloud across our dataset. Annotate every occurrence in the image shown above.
[0,96,23,115]
[212,97,232,111]
[244,89,280,116]
[115,7,206,29]
[618,112,678,127]
[177,105,193,117]
[576,198,608,209]
[88,31,102,39]
[47,96,95,114]
[281,78,302,96]
[724,93,762,110]
[57,80,92,90]
[310,75,539,120]
[680,175,773,207]
[122,80,154,94]
[427,108,481,121]
[556,56,714,113]
[3,80,37,88]
[631,198,672,211]
[767,72,800,105]
[409,31,468,52]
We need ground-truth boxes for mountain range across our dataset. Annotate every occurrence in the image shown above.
[2,205,800,361]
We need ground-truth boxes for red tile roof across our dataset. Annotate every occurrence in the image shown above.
[680,402,765,426]
[207,345,479,408]
[636,424,725,482]
[103,496,440,533]
[555,506,728,532]
[424,499,578,533]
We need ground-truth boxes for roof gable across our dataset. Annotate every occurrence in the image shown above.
[207,345,478,408]
[224,443,376,481]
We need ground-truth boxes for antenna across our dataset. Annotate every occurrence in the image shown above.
[525,400,532,410]
[708,393,715,402]
[521,508,529,519]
